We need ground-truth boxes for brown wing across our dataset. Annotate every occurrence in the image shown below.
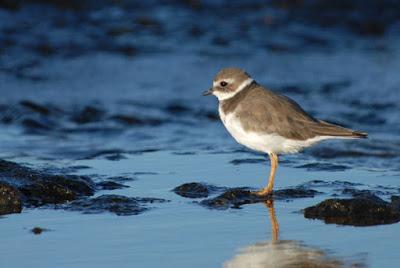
[235,85,367,140]
[311,120,367,138]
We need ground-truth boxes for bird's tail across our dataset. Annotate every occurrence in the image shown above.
[311,120,368,139]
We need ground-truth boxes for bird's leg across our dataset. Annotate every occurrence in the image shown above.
[255,153,278,196]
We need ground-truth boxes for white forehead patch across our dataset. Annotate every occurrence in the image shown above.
[213,78,254,101]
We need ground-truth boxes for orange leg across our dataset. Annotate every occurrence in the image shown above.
[255,153,278,196]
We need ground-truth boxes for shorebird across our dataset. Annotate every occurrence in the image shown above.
[203,67,367,196]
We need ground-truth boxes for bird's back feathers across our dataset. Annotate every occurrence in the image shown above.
[220,83,368,141]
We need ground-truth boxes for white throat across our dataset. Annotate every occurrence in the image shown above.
[214,78,254,101]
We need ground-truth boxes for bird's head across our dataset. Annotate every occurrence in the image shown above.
[203,67,254,101]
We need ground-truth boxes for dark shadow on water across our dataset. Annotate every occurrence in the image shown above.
[224,201,366,268]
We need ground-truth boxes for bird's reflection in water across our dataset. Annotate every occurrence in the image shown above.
[224,201,365,268]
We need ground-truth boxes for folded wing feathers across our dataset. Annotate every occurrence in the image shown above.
[313,120,368,139]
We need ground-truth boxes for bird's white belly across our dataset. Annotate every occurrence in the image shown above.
[219,109,326,154]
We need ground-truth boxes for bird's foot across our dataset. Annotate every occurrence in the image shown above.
[252,189,273,197]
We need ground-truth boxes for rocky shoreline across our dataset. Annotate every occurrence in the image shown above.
[174,181,400,226]
[0,159,167,216]
[2,158,399,226]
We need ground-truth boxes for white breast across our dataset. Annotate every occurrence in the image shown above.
[219,106,329,154]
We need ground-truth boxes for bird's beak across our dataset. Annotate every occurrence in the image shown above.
[203,88,213,96]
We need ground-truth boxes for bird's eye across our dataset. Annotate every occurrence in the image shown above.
[220,81,228,87]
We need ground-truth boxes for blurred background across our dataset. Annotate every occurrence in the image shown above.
[0,0,399,169]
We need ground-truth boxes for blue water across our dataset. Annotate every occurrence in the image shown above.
[1,151,399,267]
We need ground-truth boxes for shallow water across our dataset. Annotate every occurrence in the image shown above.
[1,151,400,267]
[1,1,400,267]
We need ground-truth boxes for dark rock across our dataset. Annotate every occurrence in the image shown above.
[31,227,49,235]
[303,196,400,226]
[1,114,13,124]
[64,194,167,216]
[111,115,164,126]
[20,100,50,115]
[351,20,386,36]
[266,42,298,53]
[32,43,55,57]
[0,159,95,209]
[184,0,202,10]
[21,118,51,131]
[202,111,219,121]
[0,183,22,215]
[201,187,319,209]
[19,174,94,206]
[106,26,134,37]
[96,181,129,190]
[188,26,204,37]
[391,196,400,211]
[71,106,105,124]
[27,0,86,10]
[136,17,161,29]
[212,36,230,46]
[165,103,191,114]
[104,153,127,161]
[194,110,219,121]
[173,182,218,198]
[114,44,137,57]
[110,114,143,125]
[0,160,166,216]
[131,148,160,154]
[201,188,264,209]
